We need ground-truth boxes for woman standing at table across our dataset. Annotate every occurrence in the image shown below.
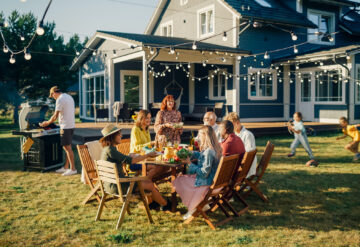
[172,125,222,220]
[100,124,171,211]
[154,95,183,146]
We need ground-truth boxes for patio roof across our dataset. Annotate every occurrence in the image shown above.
[340,10,360,36]
[70,31,250,71]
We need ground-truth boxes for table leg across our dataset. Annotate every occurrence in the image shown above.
[171,167,177,212]
[142,164,147,177]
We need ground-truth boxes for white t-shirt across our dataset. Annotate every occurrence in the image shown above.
[55,93,75,129]
[235,127,257,178]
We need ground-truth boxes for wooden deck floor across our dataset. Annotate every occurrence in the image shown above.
[73,121,339,145]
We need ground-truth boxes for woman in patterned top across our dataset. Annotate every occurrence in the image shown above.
[154,95,183,146]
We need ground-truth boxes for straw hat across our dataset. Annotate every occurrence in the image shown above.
[99,124,121,142]
[49,86,60,97]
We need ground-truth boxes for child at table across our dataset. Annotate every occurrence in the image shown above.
[287,112,319,167]
[172,125,222,220]
[337,117,360,161]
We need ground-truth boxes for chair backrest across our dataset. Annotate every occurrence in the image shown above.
[256,141,275,178]
[214,102,224,109]
[234,149,257,184]
[77,145,98,184]
[116,138,130,155]
[192,105,207,114]
[152,103,162,109]
[210,154,240,190]
[95,160,122,196]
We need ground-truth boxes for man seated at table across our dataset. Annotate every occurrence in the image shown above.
[195,111,221,142]
[218,120,245,162]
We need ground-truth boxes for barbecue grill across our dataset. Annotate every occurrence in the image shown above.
[12,101,63,172]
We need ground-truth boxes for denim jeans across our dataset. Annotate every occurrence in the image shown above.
[290,133,315,160]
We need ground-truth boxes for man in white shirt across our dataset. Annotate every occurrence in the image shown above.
[41,86,76,176]
[225,112,257,178]
[195,111,221,142]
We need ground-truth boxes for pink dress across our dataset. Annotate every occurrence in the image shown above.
[172,174,210,211]
[154,110,183,145]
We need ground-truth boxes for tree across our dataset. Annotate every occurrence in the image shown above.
[0,11,82,123]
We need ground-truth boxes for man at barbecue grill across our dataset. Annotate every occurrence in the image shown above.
[40,86,77,176]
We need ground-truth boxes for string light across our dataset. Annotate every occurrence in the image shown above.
[237,55,242,61]
[150,47,155,55]
[36,22,45,36]
[290,31,298,41]
[294,45,298,54]
[92,50,97,56]
[3,45,9,53]
[20,35,25,41]
[9,54,15,64]
[222,32,227,41]
[24,49,31,60]
[192,41,197,50]
[264,51,270,59]
[48,45,53,52]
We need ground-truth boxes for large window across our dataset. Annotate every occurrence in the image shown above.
[308,10,335,44]
[301,73,311,102]
[315,70,342,102]
[248,69,277,100]
[209,70,226,100]
[160,21,173,37]
[198,6,214,37]
[84,75,105,118]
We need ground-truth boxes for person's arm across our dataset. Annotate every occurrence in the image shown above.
[154,111,172,134]
[40,111,60,127]
[188,150,213,178]
[243,132,256,152]
[221,143,232,156]
[131,128,152,153]
[110,147,156,164]
[288,125,301,134]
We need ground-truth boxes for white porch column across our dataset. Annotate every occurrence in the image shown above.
[233,59,240,114]
[108,58,115,121]
[349,55,355,123]
[142,52,148,110]
[283,65,290,120]
[78,69,82,118]
[189,64,195,113]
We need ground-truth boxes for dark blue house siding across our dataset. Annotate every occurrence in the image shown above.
[240,104,283,119]
[314,105,348,118]
[114,61,142,102]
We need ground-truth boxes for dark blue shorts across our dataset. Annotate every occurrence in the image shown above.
[130,164,142,171]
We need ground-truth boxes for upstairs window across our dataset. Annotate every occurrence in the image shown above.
[308,10,335,45]
[160,21,173,37]
[198,6,214,37]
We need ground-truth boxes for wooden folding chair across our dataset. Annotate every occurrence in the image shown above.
[77,145,101,205]
[239,141,274,202]
[226,149,257,215]
[94,160,154,229]
[184,154,240,230]
[116,138,132,176]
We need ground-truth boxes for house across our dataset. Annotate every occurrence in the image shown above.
[70,0,360,123]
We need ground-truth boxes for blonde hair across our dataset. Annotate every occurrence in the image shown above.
[224,112,240,124]
[135,110,151,131]
[198,125,222,159]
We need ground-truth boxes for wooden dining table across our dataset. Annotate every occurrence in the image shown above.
[141,158,186,212]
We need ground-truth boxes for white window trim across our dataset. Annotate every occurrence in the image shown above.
[180,0,188,6]
[160,20,173,37]
[248,68,277,100]
[299,65,346,105]
[307,9,335,45]
[355,64,360,104]
[82,70,106,119]
[197,4,215,39]
[120,70,143,108]
[209,69,227,100]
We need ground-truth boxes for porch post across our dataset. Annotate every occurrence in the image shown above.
[108,58,115,121]
[142,52,148,110]
[349,54,355,123]
[283,65,290,120]
[233,59,240,114]
[189,64,195,113]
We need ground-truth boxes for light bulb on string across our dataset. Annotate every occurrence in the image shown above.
[264,51,270,59]
[192,41,197,50]
[222,57,226,63]
[202,61,206,67]
[150,47,155,55]
[75,49,80,56]
[187,63,191,69]
[3,45,9,53]
[290,31,298,41]
[169,46,175,54]
[346,54,350,60]
[36,22,45,36]
[222,32,227,41]
[92,50,97,56]
[176,65,179,70]
[20,35,25,41]
[237,55,242,61]
[24,49,31,60]
[9,54,15,64]
[0,21,9,28]
[294,45,298,54]
[48,45,53,52]
[20,0,27,2]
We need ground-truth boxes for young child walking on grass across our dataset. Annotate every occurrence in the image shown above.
[337,117,360,161]
[287,112,319,167]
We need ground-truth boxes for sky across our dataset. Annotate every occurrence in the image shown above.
[1,0,159,42]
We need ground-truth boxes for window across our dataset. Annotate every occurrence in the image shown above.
[315,70,342,102]
[248,69,277,100]
[209,70,226,100]
[254,0,272,8]
[356,65,360,102]
[160,21,173,37]
[308,10,335,44]
[198,6,214,37]
[84,75,105,118]
[180,0,188,6]
[296,0,303,13]
[301,73,311,102]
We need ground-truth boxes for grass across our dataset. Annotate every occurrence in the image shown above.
[0,117,359,246]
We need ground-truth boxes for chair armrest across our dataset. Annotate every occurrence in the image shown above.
[118,176,149,182]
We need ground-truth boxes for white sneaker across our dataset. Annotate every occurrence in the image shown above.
[55,167,67,173]
[62,169,77,176]
[183,208,196,220]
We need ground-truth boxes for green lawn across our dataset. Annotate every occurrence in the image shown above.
[0,117,359,247]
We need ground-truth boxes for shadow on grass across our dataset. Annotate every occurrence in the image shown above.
[212,170,360,232]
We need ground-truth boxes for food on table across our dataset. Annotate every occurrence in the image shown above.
[164,147,175,160]
[176,148,193,159]
[172,122,184,129]
[142,146,155,154]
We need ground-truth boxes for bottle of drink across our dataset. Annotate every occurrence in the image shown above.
[190,131,195,148]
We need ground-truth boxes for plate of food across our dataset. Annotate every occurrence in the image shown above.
[172,122,184,129]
